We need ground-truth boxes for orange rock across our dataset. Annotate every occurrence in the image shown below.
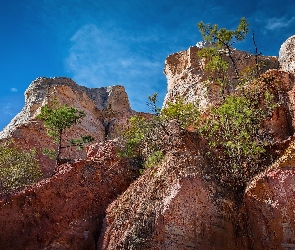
[0,141,138,250]
[241,166,295,250]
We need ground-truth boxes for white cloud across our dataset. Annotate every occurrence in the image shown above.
[3,103,15,116]
[10,88,18,92]
[65,24,166,111]
[266,16,295,30]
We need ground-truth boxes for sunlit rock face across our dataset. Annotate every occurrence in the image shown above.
[0,77,134,176]
[239,135,295,248]
[241,165,295,250]
[99,130,241,250]
[279,35,295,74]
[0,141,138,250]
[163,45,279,109]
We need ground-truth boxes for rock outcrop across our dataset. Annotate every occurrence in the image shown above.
[163,46,279,109]
[0,141,138,250]
[100,157,241,249]
[279,35,295,74]
[99,132,241,249]
[1,35,295,250]
[0,77,134,176]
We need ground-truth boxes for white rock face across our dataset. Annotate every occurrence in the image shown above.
[0,77,134,175]
[279,35,295,74]
[163,46,279,110]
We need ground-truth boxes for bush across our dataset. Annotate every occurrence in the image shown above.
[0,140,43,195]
[119,94,199,172]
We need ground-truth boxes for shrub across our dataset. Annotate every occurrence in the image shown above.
[0,140,43,195]
[119,94,199,172]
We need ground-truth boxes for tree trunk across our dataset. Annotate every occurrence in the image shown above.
[56,129,62,165]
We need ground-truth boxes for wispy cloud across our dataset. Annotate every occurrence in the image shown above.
[65,24,167,111]
[266,16,295,30]
[10,88,18,92]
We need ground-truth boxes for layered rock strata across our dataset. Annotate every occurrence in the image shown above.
[0,77,134,176]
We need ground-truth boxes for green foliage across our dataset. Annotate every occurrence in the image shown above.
[42,148,57,160]
[161,96,200,130]
[141,150,164,174]
[0,140,43,195]
[70,135,95,150]
[197,18,250,84]
[147,93,161,115]
[120,94,199,173]
[37,99,94,163]
[118,115,148,159]
[37,100,86,142]
[197,47,230,89]
[200,95,266,160]
[197,17,249,49]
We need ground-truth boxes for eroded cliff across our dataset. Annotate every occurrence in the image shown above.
[100,36,295,249]
[0,77,134,176]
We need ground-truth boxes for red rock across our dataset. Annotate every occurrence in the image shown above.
[241,166,295,250]
[99,138,241,250]
[0,141,138,250]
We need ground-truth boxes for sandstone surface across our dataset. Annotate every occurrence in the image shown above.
[0,77,134,176]
[241,163,295,249]
[99,129,242,249]
[0,141,138,250]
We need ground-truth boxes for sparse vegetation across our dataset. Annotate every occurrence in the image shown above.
[0,140,43,195]
[119,18,279,201]
[119,93,199,172]
[197,17,249,79]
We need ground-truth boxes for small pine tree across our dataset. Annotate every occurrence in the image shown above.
[198,17,249,78]
[37,100,94,164]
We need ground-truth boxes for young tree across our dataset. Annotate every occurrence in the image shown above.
[0,140,43,195]
[37,100,94,164]
[198,17,249,78]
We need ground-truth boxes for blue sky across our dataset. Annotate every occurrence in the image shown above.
[1,0,295,130]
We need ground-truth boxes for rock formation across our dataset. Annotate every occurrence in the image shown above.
[0,77,134,176]
[100,36,295,249]
[99,133,241,249]
[1,35,295,250]
[241,164,295,249]
[279,35,295,74]
[163,46,279,109]
[0,141,138,250]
